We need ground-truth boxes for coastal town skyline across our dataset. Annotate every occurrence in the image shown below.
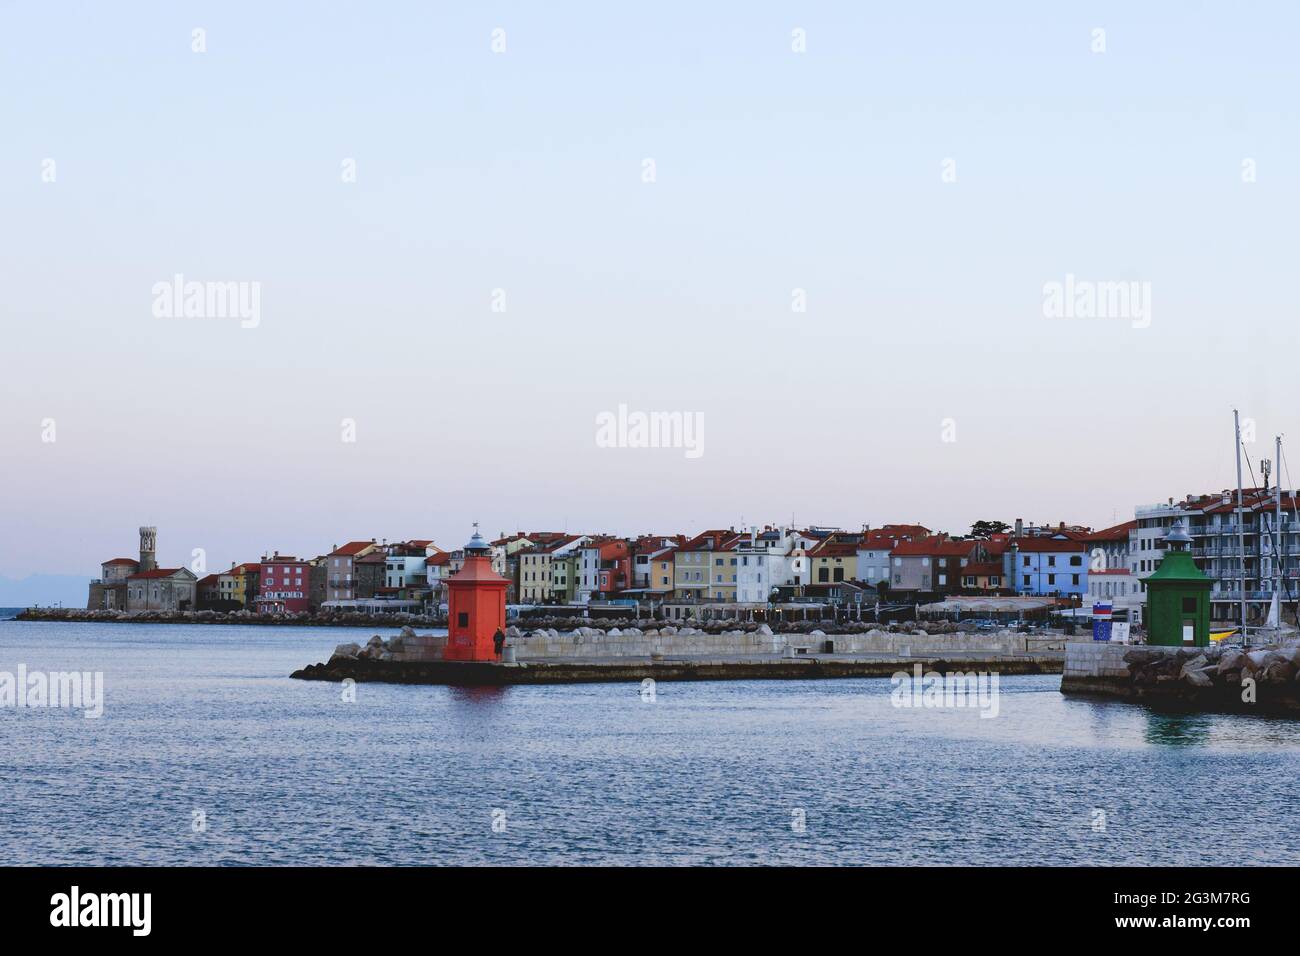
[1,455,1294,588]
[47,470,1298,631]
[5,5,1298,587]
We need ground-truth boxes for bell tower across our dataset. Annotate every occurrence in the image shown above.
[139,526,158,572]
[443,525,508,662]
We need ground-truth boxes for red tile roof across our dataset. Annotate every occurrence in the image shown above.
[1085,520,1137,542]
[128,568,186,580]
[681,530,741,552]
[891,537,976,557]
[873,524,930,536]
[103,558,139,566]
[331,541,376,557]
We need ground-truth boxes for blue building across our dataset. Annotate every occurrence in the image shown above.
[1009,535,1089,598]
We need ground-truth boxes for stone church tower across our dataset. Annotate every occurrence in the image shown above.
[139,526,158,572]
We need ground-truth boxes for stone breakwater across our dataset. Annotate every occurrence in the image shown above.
[17,607,448,627]
[290,625,1065,685]
[17,607,1046,636]
[1061,641,1300,715]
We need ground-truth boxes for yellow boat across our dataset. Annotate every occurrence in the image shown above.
[1210,629,1239,643]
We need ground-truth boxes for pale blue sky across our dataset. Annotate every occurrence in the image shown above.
[3,2,1298,579]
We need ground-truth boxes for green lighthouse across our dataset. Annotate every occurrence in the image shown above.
[1144,520,1212,647]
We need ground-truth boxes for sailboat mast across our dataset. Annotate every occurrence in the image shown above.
[1276,437,1283,601]
[1234,409,1248,645]
[1279,436,1287,625]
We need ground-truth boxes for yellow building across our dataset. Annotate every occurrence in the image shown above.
[809,538,859,584]
[647,549,675,593]
[218,562,261,607]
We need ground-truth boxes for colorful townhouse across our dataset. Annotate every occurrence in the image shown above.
[218,562,261,607]
[552,551,578,603]
[256,553,311,614]
[629,535,683,594]
[958,536,1011,592]
[382,540,444,602]
[575,538,632,603]
[674,530,742,602]
[518,535,587,603]
[809,533,861,584]
[888,537,975,596]
[1009,534,1089,598]
[325,541,381,602]
[855,525,930,588]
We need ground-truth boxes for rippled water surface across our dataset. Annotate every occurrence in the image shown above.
[3,619,1299,865]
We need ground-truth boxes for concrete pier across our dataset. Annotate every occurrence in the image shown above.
[291,652,1062,686]
[293,627,1065,685]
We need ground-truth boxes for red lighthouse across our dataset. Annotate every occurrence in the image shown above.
[443,526,508,662]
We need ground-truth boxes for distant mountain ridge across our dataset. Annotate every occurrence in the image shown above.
[0,575,89,609]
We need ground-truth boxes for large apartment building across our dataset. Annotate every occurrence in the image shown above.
[1138,488,1300,623]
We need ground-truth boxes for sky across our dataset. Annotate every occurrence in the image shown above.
[2,1,1299,584]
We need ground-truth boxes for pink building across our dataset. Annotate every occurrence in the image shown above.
[257,553,311,614]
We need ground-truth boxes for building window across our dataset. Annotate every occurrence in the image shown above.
[457,612,469,627]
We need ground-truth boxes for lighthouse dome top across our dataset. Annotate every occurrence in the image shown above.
[463,527,490,554]
[1164,520,1193,546]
